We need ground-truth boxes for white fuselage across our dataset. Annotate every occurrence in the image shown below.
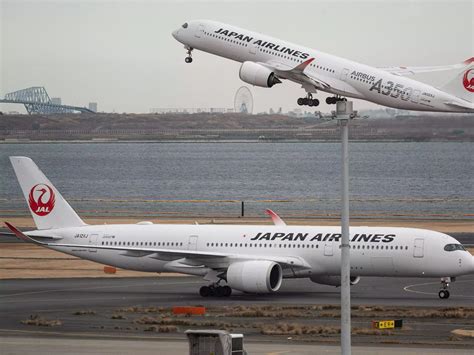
[30,224,474,279]
[172,20,472,112]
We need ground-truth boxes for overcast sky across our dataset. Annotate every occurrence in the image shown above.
[1,0,472,113]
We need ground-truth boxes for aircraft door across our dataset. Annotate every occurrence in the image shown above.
[88,233,98,253]
[340,68,350,81]
[324,241,333,256]
[411,90,420,103]
[249,44,257,55]
[188,235,198,250]
[413,238,424,258]
[195,24,204,38]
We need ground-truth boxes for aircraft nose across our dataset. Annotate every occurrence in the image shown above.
[172,29,180,40]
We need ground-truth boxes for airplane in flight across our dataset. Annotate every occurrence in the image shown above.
[172,20,473,112]
[5,157,473,299]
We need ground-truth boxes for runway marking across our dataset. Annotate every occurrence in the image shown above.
[404,279,474,298]
[0,280,202,299]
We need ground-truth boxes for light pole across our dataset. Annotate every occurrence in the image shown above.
[335,100,355,355]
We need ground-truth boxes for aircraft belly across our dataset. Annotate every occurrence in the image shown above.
[370,257,396,276]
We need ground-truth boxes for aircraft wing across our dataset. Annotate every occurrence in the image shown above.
[379,57,473,76]
[4,222,311,270]
[265,209,286,226]
[260,58,332,90]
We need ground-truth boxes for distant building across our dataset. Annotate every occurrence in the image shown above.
[51,97,62,105]
[150,107,232,114]
[88,102,98,112]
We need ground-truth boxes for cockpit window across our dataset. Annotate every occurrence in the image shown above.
[444,244,466,252]
[182,23,188,29]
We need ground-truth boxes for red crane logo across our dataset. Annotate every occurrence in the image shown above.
[463,68,474,93]
[28,184,55,216]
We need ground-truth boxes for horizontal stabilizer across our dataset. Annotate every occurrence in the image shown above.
[4,222,62,243]
[380,57,474,76]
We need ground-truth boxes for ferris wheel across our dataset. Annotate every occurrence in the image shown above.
[234,86,254,114]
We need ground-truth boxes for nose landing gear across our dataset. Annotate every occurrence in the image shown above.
[184,47,193,63]
[297,93,319,107]
[438,277,454,299]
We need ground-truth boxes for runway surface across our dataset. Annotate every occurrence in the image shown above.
[1,275,473,327]
[1,276,473,353]
[1,335,473,355]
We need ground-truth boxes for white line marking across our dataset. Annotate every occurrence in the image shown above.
[0,280,201,299]
[404,279,474,298]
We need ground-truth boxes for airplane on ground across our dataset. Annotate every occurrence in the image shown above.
[4,157,474,299]
[172,20,473,113]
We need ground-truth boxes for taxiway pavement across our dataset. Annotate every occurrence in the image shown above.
[1,275,473,328]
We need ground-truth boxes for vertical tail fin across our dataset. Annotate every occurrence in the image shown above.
[10,156,86,230]
[440,58,474,103]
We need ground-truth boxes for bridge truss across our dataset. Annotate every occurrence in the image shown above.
[0,87,94,114]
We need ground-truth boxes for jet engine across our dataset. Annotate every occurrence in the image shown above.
[226,260,283,293]
[310,275,361,287]
[239,61,282,88]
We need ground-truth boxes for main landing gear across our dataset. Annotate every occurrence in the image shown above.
[326,96,347,105]
[184,47,193,63]
[199,283,232,297]
[438,277,454,299]
[297,93,319,107]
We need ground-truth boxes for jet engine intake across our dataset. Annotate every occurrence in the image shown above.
[239,61,281,88]
[310,275,360,287]
[226,260,282,293]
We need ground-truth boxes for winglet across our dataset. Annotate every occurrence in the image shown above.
[293,58,315,72]
[4,222,32,242]
[463,57,474,65]
[265,209,287,226]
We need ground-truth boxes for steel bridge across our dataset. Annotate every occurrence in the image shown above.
[0,87,94,114]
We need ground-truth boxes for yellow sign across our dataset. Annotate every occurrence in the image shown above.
[374,320,395,329]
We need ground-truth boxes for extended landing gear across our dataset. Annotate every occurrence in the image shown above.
[184,47,193,63]
[438,277,454,299]
[199,284,232,297]
[326,96,347,105]
[297,93,319,107]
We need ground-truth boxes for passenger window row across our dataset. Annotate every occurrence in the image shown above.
[205,242,409,250]
[101,241,184,247]
[205,32,248,47]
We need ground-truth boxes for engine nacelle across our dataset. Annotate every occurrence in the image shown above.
[310,275,361,287]
[226,260,283,293]
[239,61,281,88]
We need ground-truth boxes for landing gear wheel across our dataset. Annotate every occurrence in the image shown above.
[215,286,226,297]
[326,97,335,105]
[302,98,309,105]
[184,47,193,64]
[312,99,320,107]
[297,98,304,106]
[199,286,210,297]
[438,290,450,299]
[222,286,232,297]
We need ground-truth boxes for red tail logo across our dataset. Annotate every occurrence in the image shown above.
[28,184,55,216]
[463,68,474,92]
